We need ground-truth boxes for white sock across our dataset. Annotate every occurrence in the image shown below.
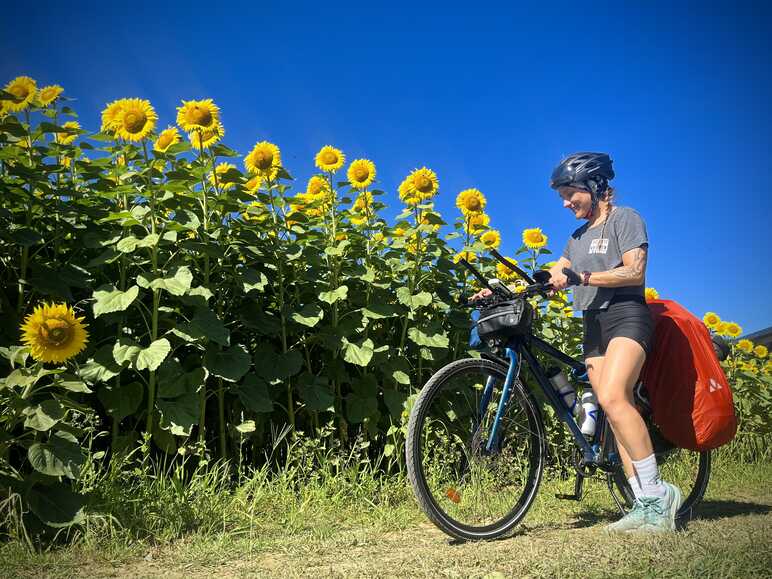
[627,475,643,500]
[632,454,667,498]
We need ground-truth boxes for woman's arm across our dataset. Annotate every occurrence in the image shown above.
[585,245,647,288]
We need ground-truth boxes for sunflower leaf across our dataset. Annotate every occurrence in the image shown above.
[92,285,139,317]
[135,338,171,372]
[319,285,348,305]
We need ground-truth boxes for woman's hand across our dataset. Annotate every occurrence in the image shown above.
[470,288,493,302]
[548,268,569,292]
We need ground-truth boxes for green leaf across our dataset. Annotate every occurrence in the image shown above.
[26,483,86,528]
[24,399,65,432]
[297,373,334,412]
[396,287,433,309]
[157,389,198,436]
[204,345,251,382]
[54,374,92,393]
[116,236,139,253]
[240,268,268,293]
[236,375,273,413]
[392,370,411,385]
[362,304,400,319]
[342,338,374,367]
[92,285,139,317]
[79,345,122,383]
[149,266,193,296]
[319,285,348,305]
[4,368,38,389]
[171,307,229,346]
[135,338,171,371]
[254,347,303,383]
[408,326,450,348]
[235,420,256,433]
[346,392,378,424]
[27,432,84,479]
[135,233,160,248]
[324,239,350,256]
[112,338,142,367]
[97,381,143,421]
[291,303,324,328]
[384,389,408,418]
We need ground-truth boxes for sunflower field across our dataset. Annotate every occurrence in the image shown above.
[0,76,770,533]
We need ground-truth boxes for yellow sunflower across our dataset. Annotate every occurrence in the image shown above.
[398,178,421,206]
[347,159,376,190]
[353,191,374,213]
[242,200,268,222]
[189,122,224,150]
[315,145,345,172]
[55,121,80,145]
[453,251,477,264]
[715,322,728,336]
[114,98,157,141]
[20,302,89,364]
[154,126,181,153]
[419,212,441,232]
[176,99,221,133]
[522,227,548,249]
[101,99,128,134]
[480,229,501,249]
[465,212,490,234]
[245,175,263,193]
[456,188,486,214]
[496,259,519,282]
[703,312,720,329]
[406,167,439,200]
[4,76,37,112]
[736,339,753,354]
[754,344,768,359]
[392,225,407,237]
[245,141,281,180]
[373,232,385,244]
[350,215,368,226]
[307,175,330,198]
[37,85,64,107]
[724,322,742,338]
[209,162,238,190]
[644,287,659,301]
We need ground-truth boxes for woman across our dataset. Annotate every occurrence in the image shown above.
[475,152,681,533]
[547,152,680,533]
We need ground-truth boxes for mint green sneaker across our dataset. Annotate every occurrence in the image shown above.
[605,482,683,534]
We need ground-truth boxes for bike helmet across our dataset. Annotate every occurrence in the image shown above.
[549,152,615,200]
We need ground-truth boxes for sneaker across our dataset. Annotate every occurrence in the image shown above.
[605,482,683,534]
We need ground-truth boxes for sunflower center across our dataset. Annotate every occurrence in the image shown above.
[322,151,338,165]
[353,167,369,182]
[254,150,274,170]
[10,85,29,100]
[465,197,481,211]
[187,106,213,127]
[414,175,433,193]
[124,111,147,133]
[40,319,72,347]
[41,88,56,100]
[157,134,172,149]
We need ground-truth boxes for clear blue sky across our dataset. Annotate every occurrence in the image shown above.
[3,1,771,333]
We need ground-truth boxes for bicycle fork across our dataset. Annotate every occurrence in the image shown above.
[481,348,519,453]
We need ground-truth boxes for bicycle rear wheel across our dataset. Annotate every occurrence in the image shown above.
[406,358,545,541]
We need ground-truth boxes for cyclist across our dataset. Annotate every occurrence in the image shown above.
[474,152,681,533]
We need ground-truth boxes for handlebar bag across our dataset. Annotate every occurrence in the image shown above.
[475,299,532,342]
[640,299,737,451]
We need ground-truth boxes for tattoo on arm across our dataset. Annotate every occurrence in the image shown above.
[610,247,648,281]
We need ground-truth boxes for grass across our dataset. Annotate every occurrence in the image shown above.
[1,450,771,578]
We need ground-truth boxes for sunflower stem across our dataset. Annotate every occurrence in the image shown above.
[142,140,159,436]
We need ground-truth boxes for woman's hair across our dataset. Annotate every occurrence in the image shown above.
[602,186,616,206]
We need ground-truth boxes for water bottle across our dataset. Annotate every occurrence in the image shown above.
[546,367,576,412]
[577,389,598,437]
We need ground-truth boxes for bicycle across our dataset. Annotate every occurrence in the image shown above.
[405,251,710,541]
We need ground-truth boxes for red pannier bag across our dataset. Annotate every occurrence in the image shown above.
[640,299,737,451]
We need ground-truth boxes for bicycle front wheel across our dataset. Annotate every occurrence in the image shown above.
[406,358,545,541]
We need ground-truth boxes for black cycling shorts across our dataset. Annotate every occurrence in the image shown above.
[582,295,654,359]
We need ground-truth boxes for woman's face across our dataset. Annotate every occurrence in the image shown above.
[558,186,593,220]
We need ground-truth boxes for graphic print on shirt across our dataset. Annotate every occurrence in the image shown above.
[589,238,609,254]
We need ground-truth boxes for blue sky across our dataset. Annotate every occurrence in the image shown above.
[3,0,771,333]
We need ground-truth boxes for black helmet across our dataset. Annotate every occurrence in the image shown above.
[549,152,615,196]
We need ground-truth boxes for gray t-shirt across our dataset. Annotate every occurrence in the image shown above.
[561,206,648,311]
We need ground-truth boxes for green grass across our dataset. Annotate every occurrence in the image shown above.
[3,453,772,578]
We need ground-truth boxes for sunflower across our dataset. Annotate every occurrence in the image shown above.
[353,191,374,214]
[55,121,80,145]
[245,141,281,180]
[315,145,345,172]
[406,167,439,200]
[736,339,753,354]
[347,159,376,190]
[37,84,63,107]
[392,225,407,237]
[522,227,548,249]
[480,229,501,249]
[176,99,221,133]
[350,215,368,226]
[703,312,720,329]
[154,127,181,153]
[453,251,477,264]
[724,322,742,338]
[398,178,421,206]
[101,99,128,134]
[419,212,441,232]
[465,212,490,234]
[20,302,89,364]
[644,287,659,301]
[754,344,768,359]
[307,175,330,198]
[496,259,519,282]
[189,122,224,150]
[245,175,262,193]
[715,322,728,336]
[373,232,385,244]
[209,162,238,190]
[405,233,423,254]
[4,76,37,112]
[114,98,157,141]
[456,189,486,214]
[242,200,268,222]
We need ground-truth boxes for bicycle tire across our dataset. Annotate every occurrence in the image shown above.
[406,357,546,541]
